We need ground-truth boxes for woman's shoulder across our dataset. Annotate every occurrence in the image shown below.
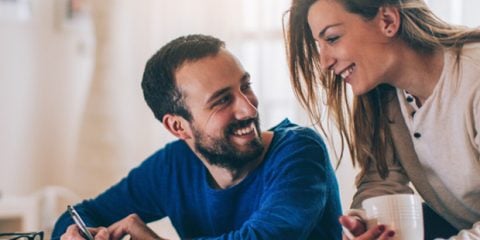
[458,42,480,61]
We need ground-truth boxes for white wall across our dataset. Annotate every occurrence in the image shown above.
[427,0,480,27]
[0,0,95,195]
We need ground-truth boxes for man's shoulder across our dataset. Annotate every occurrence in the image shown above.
[146,140,192,164]
[270,119,324,145]
[260,119,331,176]
[265,119,327,163]
[163,139,190,151]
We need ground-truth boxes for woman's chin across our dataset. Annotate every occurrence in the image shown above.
[350,86,366,96]
[349,83,376,96]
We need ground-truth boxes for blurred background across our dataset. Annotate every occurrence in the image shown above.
[0,0,478,238]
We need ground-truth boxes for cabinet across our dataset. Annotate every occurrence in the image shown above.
[0,196,39,232]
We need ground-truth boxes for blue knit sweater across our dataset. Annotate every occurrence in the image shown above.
[52,119,342,239]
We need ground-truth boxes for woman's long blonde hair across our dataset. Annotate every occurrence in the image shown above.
[285,0,480,180]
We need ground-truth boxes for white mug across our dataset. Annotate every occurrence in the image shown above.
[362,194,424,240]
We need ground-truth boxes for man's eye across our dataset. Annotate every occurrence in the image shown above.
[216,95,232,106]
[241,82,252,92]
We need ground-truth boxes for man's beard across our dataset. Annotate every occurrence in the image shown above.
[192,117,264,172]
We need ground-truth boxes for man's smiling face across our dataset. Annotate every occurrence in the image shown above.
[175,49,264,171]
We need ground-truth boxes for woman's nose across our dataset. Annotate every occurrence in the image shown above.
[319,49,336,72]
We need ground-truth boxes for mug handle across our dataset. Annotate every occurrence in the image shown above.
[346,208,367,221]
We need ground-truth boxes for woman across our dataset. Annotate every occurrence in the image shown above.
[285,0,480,239]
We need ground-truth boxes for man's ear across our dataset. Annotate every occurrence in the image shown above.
[378,6,401,37]
[162,114,192,140]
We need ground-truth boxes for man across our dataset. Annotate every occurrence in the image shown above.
[52,34,342,239]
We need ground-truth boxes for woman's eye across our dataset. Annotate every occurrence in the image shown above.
[326,36,339,44]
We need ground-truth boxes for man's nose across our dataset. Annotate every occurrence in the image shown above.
[234,93,258,120]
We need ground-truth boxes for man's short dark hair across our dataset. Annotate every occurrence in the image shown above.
[141,34,225,122]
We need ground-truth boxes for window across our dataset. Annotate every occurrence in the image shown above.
[229,0,306,128]
[426,0,480,27]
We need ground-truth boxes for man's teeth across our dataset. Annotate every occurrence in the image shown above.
[233,122,255,136]
[340,66,354,79]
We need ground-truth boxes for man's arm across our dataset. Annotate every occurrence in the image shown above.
[53,131,340,239]
[52,150,168,238]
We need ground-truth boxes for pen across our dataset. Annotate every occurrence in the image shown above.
[67,205,94,240]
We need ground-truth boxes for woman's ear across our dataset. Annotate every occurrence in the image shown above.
[378,6,401,37]
[162,114,192,140]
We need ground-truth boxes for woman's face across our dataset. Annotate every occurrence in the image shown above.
[307,0,397,95]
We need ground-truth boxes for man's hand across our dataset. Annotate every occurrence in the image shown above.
[339,215,395,240]
[61,224,108,240]
[107,214,165,240]
[61,214,166,240]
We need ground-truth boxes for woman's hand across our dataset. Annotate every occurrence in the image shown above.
[339,215,395,240]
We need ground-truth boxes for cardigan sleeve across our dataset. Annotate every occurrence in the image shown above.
[441,222,480,240]
[350,149,413,209]
[473,88,480,160]
[350,92,414,209]
[444,83,480,240]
